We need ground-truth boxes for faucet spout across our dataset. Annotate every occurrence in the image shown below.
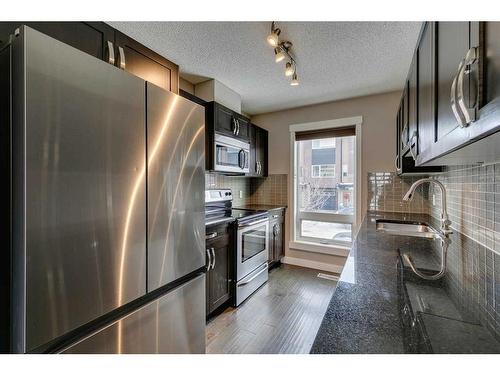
[403,178,452,235]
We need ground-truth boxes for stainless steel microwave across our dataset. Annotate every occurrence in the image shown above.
[214,133,250,174]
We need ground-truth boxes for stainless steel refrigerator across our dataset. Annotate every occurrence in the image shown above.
[2,26,206,353]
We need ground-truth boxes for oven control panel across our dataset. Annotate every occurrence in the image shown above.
[205,189,232,203]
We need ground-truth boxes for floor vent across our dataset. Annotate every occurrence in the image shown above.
[317,273,339,281]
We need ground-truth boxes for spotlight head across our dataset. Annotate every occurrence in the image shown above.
[275,47,285,63]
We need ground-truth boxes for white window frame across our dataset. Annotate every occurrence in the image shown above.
[289,116,362,256]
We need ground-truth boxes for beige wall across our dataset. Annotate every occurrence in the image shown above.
[251,91,400,267]
[179,77,195,94]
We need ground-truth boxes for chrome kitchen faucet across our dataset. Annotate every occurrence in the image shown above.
[403,178,452,235]
[402,178,452,280]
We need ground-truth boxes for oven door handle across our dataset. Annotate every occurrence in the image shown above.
[237,263,268,287]
[238,218,269,228]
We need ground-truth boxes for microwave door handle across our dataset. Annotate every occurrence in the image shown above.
[238,149,243,169]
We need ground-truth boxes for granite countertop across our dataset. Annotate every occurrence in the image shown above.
[234,204,287,211]
[310,211,500,354]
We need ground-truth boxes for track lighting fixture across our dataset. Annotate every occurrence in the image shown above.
[274,47,285,63]
[266,22,299,86]
[267,21,281,47]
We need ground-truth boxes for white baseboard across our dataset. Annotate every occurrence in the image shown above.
[281,256,344,274]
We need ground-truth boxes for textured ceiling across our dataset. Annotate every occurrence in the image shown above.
[108,22,422,115]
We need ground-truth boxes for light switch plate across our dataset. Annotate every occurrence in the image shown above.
[239,190,243,199]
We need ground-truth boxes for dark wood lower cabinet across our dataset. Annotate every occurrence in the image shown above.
[206,222,233,317]
[268,208,285,268]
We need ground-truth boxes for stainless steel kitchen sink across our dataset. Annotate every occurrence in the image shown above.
[375,219,441,239]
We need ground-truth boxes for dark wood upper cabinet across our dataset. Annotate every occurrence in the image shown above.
[435,22,471,142]
[416,22,436,161]
[213,103,237,137]
[0,22,179,94]
[255,126,268,177]
[408,55,418,153]
[249,124,268,177]
[395,22,442,175]
[400,21,500,167]
[208,102,250,141]
[115,31,179,94]
[0,22,114,60]
[235,115,250,140]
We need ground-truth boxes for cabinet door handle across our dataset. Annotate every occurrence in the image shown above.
[394,155,401,173]
[210,247,216,270]
[206,248,212,271]
[106,41,115,66]
[206,232,218,240]
[408,131,418,161]
[236,119,240,135]
[232,118,238,134]
[450,67,465,127]
[456,47,479,127]
[118,46,126,70]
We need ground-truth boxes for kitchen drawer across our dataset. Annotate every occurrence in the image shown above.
[235,262,268,306]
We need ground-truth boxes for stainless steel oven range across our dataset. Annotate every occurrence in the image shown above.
[234,214,269,306]
[204,189,269,306]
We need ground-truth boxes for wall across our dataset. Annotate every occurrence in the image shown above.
[179,77,195,94]
[250,91,400,269]
[195,79,242,114]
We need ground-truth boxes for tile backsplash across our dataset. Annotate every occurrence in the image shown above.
[429,164,500,255]
[205,173,287,207]
[368,164,500,339]
[367,172,429,214]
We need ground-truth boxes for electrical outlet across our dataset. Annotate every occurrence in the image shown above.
[239,190,243,199]
[432,194,436,206]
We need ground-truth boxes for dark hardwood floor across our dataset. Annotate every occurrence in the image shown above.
[206,264,338,354]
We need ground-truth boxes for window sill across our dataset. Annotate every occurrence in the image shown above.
[289,240,351,257]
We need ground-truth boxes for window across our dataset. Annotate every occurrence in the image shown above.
[294,134,355,246]
[311,164,335,178]
[312,138,336,149]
